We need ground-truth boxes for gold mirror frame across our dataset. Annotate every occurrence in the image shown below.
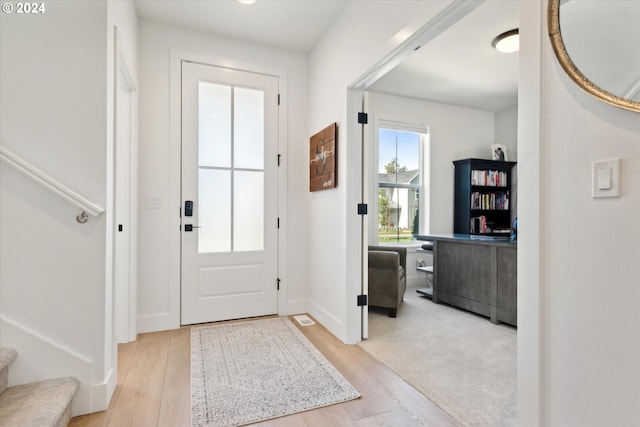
[548,0,640,112]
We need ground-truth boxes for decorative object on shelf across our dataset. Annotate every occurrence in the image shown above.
[511,217,518,241]
[309,122,337,191]
[548,0,640,112]
[491,143,507,161]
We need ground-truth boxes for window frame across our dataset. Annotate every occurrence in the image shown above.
[372,120,430,245]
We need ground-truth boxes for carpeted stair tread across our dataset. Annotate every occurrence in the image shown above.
[0,348,18,372]
[0,376,80,427]
[0,348,18,395]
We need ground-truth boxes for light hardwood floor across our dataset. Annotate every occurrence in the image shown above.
[69,315,457,427]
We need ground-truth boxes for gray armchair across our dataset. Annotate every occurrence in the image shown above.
[368,245,407,317]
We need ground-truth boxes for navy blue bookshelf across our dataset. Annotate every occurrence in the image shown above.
[453,158,517,236]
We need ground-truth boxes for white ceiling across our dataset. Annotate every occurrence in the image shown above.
[369,1,519,111]
[134,0,348,53]
[134,0,519,112]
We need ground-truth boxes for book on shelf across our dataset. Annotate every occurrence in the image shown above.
[470,218,512,235]
[470,169,508,187]
[492,228,511,234]
[470,191,509,210]
[470,216,487,234]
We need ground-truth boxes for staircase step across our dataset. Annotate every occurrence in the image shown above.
[0,348,18,395]
[0,377,80,427]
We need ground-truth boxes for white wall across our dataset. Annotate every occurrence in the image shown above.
[0,0,137,415]
[518,1,640,425]
[495,105,518,160]
[136,21,310,332]
[367,91,497,234]
[539,6,640,426]
[496,105,518,217]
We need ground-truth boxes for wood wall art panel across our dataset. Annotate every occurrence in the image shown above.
[309,123,337,192]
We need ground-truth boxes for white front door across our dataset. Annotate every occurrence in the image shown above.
[181,61,279,325]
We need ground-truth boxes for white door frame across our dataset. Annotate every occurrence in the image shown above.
[168,50,289,328]
[114,29,138,344]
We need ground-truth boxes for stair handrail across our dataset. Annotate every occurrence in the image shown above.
[0,146,105,223]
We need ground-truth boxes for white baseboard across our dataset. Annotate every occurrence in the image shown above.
[90,367,116,413]
[139,299,313,333]
[279,298,310,317]
[137,312,180,334]
[308,301,346,343]
[0,315,113,416]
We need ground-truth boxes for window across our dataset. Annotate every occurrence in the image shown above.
[198,82,265,253]
[376,125,429,243]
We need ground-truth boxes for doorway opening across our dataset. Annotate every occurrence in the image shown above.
[347,1,521,425]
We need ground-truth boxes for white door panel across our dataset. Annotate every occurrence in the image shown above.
[181,61,279,325]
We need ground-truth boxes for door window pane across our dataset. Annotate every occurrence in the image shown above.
[199,82,231,168]
[234,87,264,170]
[198,169,231,253]
[234,171,264,252]
[197,82,267,254]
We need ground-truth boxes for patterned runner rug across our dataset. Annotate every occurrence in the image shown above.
[191,317,360,427]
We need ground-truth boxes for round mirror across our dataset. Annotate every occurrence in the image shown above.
[548,0,640,112]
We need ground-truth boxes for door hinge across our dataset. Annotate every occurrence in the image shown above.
[357,203,368,215]
[357,112,368,124]
[277,217,280,229]
[278,94,280,105]
[277,154,281,166]
[357,294,368,306]
[277,278,281,290]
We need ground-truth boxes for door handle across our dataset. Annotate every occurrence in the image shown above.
[184,224,201,232]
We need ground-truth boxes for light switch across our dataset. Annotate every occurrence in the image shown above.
[597,167,611,190]
[592,159,620,198]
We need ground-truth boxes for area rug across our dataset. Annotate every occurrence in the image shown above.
[360,285,517,426]
[191,317,360,427]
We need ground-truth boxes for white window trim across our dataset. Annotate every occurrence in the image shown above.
[372,118,430,245]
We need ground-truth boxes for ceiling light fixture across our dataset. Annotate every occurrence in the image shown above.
[238,0,256,4]
[492,29,519,53]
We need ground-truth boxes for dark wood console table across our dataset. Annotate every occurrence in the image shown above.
[415,234,517,326]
